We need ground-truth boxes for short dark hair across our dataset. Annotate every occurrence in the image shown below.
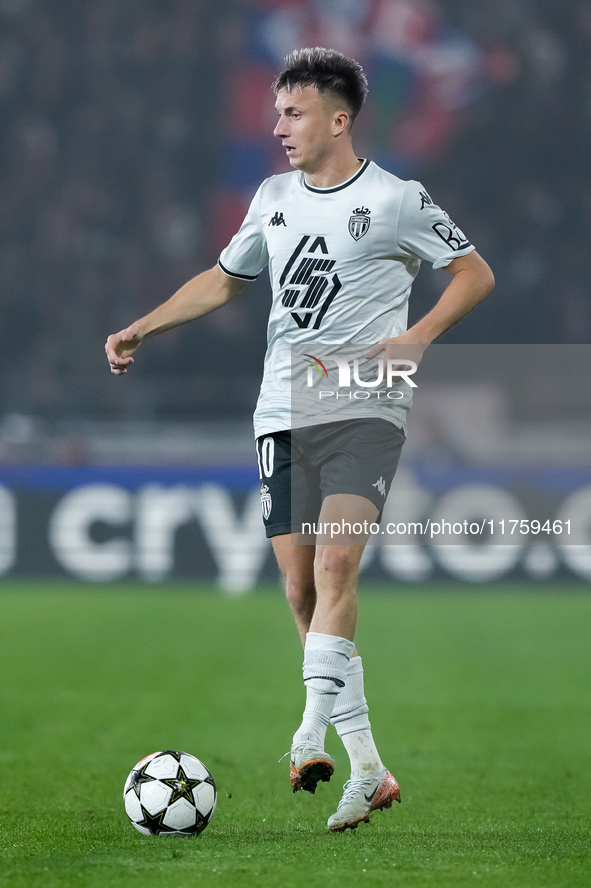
[273,47,368,122]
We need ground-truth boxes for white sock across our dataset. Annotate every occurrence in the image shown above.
[331,656,385,776]
[293,632,355,747]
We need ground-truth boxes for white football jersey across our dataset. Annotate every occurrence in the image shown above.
[218,159,474,437]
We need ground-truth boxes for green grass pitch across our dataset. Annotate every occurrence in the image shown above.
[0,582,589,888]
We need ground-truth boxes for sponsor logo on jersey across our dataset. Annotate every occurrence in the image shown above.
[432,212,470,251]
[260,483,272,519]
[348,206,371,241]
[269,211,286,227]
[419,192,470,250]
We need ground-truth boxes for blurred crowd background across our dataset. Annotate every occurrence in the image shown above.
[1,0,590,432]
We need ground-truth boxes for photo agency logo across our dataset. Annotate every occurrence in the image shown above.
[303,353,418,401]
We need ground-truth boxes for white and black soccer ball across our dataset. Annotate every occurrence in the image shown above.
[123,750,217,836]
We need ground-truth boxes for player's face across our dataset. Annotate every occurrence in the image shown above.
[273,86,346,173]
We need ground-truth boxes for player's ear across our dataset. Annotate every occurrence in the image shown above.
[332,109,351,136]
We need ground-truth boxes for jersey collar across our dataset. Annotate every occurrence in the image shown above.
[302,158,370,194]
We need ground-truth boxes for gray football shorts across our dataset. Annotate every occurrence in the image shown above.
[255,418,406,538]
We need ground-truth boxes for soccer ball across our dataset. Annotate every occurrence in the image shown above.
[123,749,217,836]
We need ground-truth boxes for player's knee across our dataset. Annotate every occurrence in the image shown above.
[314,546,359,583]
[285,580,315,620]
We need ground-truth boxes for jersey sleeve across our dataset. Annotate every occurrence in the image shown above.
[396,180,475,269]
[218,184,269,281]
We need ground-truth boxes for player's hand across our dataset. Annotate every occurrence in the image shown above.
[365,335,426,384]
[105,324,144,375]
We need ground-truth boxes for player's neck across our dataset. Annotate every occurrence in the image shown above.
[303,152,363,190]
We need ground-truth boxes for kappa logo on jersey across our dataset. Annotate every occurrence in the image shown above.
[419,190,433,210]
[279,235,342,329]
[260,483,272,519]
[348,206,371,241]
[269,211,286,227]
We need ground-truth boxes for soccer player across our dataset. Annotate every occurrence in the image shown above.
[105,48,494,831]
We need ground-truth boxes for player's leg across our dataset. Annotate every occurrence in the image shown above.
[272,518,397,810]
[312,502,401,829]
[271,533,316,646]
[258,430,342,792]
[259,429,322,645]
[312,503,386,784]
[273,520,379,799]
[309,419,405,829]
[281,495,373,792]
[265,421,402,812]
[331,655,383,776]
[311,497,383,777]
[310,493,379,639]
[328,652,401,831]
[310,495,384,770]
[272,534,344,793]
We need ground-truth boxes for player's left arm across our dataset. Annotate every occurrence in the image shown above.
[366,250,494,359]
[406,249,494,344]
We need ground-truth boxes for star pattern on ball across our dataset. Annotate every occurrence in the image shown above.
[129,762,155,801]
[136,804,190,835]
[162,750,184,762]
[160,765,203,806]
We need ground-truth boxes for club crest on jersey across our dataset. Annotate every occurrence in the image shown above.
[348,207,370,241]
[260,483,272,520]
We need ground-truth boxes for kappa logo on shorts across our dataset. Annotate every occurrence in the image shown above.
[372,476,387,498]
[260,483,272,519]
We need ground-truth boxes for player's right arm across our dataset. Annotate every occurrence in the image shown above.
[105,265,246,375]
